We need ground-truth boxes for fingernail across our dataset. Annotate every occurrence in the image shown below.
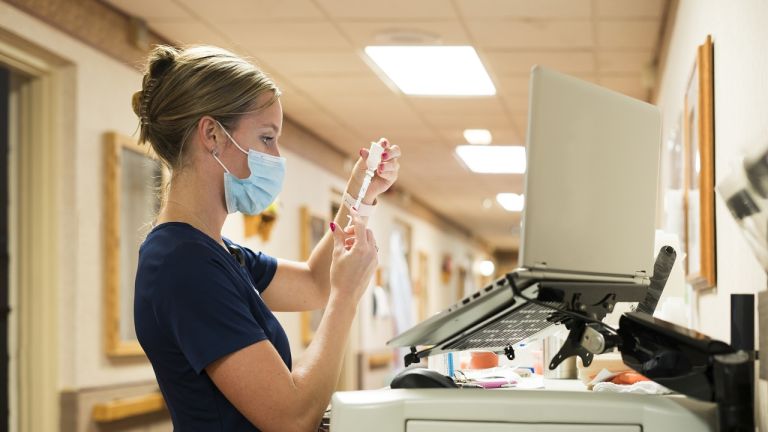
[330,222,336,232]
[359,149,364,157]
[382,152,388,159]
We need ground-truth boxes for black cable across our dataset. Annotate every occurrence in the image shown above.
[507,274,619,335]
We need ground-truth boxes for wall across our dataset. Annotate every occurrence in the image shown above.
[655,0,767,427]
[656,0,767,340]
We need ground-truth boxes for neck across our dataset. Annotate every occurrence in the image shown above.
[157,169,227,246]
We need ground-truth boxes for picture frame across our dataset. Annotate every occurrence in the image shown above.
[104,132,165,357]
[299,206,328,346]
[683,35,716,290]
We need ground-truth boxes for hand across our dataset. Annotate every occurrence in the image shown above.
[349,138,401,202]
[328,211,378,304]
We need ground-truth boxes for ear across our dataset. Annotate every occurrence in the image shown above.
[197,116,221,154]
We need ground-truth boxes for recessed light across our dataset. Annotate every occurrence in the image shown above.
[463,129,492,145]
[478,260,495,277]
[496,193,525,212]
[364,46,496,96]
[455,145,526,174]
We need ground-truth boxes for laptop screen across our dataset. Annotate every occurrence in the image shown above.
[520,66,661,277]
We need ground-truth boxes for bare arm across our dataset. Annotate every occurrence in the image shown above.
[207,216,378,431]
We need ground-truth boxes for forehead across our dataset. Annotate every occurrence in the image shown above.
[238,97,283,133]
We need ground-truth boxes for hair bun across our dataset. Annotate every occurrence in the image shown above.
[148,45,178,80]
[131,90,143,117]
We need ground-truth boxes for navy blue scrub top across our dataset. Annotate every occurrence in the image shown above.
[134,222,291,431]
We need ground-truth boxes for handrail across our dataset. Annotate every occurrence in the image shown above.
[91,391,165,422]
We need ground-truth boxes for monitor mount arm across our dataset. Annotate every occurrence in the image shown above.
[545,245,677,370]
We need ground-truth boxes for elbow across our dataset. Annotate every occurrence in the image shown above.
[258,392,323,432]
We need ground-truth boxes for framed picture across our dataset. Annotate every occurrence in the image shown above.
[104,132,165,357]
[683,35,716,290]
[300,206,328,346]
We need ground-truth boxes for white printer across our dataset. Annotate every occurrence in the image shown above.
[331,388,716,432]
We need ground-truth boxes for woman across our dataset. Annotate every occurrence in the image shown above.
[132,45,401,431]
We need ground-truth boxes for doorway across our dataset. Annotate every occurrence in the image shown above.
[1,65,10,432]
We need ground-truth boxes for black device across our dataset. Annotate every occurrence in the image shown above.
[636,245,676,315]
[730,294,755,352]
[226,243,246,267]
[390,368,458,389]
[617,312,733,400]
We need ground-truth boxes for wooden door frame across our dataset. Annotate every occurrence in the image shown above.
[0,33,68,432]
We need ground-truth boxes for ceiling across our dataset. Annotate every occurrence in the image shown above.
[104,0,669,250]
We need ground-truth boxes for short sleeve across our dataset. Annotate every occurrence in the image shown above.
[151,243,268,374]
[240,246,278,294]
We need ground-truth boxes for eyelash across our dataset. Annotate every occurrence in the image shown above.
[261,136,275,146]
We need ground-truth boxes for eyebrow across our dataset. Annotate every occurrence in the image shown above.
[260,123,281,135]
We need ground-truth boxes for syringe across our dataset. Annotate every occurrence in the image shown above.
[346,140,385,229]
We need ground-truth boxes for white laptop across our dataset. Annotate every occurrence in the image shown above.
[388,66,661,351]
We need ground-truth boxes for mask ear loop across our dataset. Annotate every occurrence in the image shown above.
[216,120,249,155]
[211,149,230,173]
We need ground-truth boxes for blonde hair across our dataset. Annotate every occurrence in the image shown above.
[131,45,281,170]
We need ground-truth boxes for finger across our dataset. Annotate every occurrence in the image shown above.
[330,222,344,254]
[365,229,378,253]
[348,209,369,249]
[378,161,399,175]
[377,137,390,148]
[378,162,398,174]
[381,145,401,162]
[359,148,369,161]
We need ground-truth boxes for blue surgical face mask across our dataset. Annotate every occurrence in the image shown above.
[211,121,286,215]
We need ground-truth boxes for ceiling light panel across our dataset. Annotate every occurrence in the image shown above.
[364,46,496,96]
[463,129,493,145]
[455,145,526,174]
[496,193,525,212]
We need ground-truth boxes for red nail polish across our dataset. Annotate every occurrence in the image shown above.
[330,222,336,232]
[382,152,388,159]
